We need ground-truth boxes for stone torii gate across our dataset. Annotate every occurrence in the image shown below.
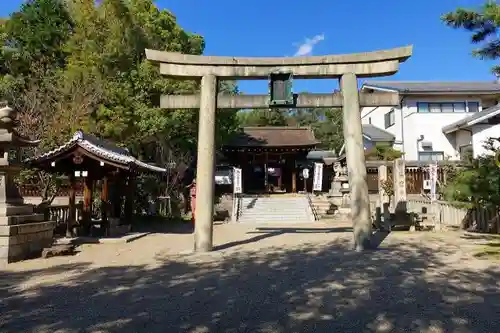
[146,45,412,252]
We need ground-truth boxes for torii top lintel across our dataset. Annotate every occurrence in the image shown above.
[145,45,413,79]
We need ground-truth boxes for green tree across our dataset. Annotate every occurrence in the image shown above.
[442,1,500,74]
[2,0,73,71]
[237,108,288,127]
[0,0,75,205]
[287,107,344,152]
[0,0,74,143]
[0,0,241,205]
[365,143,404,161]
[443,138,500,208]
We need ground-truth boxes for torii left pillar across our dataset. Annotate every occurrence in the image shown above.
[194,74,217,252]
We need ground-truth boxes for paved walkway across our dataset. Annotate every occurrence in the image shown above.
[1,222,499,333]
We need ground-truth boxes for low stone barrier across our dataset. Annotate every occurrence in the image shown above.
[0,207,55,263]
[406,199,471,230]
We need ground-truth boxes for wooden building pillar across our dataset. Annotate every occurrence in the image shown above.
[101,177,109,230]
[111,174,123,218]
[292,170,297,193]
[67,174,76,237]
[264,151,269,193]
[82,176,93,235]
[277,170,282,190]
[124,173,135,225]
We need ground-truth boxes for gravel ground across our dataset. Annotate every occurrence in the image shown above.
[1,222,499,333]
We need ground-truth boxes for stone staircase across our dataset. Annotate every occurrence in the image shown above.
[309,195,337,219]
[237,195,315,223]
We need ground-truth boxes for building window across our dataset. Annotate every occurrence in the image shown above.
[468,102,479,112]
[418,151,444,161]
[429,103,442,113]
[384,110,395,128]
[417,103,429,113]
[453,102,466,112]
[417,102,469,113]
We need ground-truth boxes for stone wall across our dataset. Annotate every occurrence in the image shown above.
[0,216,55,264]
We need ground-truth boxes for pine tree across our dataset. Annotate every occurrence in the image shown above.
[442,1,500,75]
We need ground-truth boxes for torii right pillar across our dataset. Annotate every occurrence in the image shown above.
[340,73,372,251]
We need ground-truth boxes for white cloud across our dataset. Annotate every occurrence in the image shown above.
[293,34,325,57]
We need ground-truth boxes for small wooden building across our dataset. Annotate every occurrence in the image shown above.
[26,131,166,236]
[222,127,318,193]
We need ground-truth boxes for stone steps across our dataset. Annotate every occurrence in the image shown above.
[310,197,338,219]
[238,196,314,223]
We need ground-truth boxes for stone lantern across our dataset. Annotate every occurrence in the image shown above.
[0,104,55,264]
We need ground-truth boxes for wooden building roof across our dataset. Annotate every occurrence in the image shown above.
[25,131,166,173]
[224,127,318,148]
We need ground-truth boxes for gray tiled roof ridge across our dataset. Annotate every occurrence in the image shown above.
[25,131,166,173]
[362,80,500,92]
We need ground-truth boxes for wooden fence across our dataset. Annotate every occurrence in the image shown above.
[407,199,500,233]
[366,167,446,195]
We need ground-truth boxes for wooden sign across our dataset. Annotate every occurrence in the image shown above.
[313,163,323,192]
[429,163,438,201]
[233,167,242,194]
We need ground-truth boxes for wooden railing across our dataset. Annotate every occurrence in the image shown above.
[37,203,83,236]
[406,199,500,232]
[306,193,319,221]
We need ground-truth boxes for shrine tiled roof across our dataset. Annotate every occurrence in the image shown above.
[25,131,166,173]
[224,126,318,148]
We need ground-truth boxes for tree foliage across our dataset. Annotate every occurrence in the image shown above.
[443,138,500,208]
[442,1,500,74]
[1,0,351,208]
[365,143,404,161]
[0,0,241,204]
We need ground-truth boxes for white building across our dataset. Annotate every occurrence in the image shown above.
[360,81,500,161]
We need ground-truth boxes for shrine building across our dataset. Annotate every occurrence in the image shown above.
[221,126,322,194]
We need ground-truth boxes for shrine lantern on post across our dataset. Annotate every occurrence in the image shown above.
[268,71,294,108]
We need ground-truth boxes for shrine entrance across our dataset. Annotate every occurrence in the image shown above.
[146,45,412,252]
[222,126,317,194]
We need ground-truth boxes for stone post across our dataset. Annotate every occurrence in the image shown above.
[393,158,407,212]
[340,73,372,251]
[194,74,217,252]
[378,164,391,227]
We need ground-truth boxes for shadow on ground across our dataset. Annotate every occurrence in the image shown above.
[132,220,194,234]
[214,227,355,251]
[1,236,499,332]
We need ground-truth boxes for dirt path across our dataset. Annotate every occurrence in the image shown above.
[1,223,499,333]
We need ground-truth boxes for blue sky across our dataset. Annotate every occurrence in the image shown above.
[1,0,497,94]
